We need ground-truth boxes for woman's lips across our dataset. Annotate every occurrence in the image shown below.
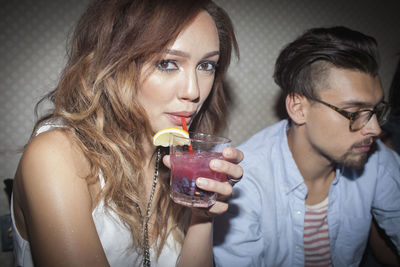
[166,112,195,126]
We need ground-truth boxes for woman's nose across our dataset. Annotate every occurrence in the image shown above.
[178,70,200,102]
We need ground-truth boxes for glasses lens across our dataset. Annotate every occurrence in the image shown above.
[350,103,391,131]
[351,111,371,131]
[376,103,390,125]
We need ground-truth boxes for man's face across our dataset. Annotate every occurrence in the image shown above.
[305,67,384,169]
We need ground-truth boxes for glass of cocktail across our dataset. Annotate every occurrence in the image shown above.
[169,132,231,208]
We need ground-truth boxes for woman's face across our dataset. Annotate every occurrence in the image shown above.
[137,11,220,133]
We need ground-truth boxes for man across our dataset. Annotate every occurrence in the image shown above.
[213,26,400,267]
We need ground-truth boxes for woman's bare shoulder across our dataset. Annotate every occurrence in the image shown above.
[21,129,90,181]
[12,129,109,265]
[14,129,92,208]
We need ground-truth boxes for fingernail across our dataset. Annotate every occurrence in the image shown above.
[212,160,221,168]
[224,147,233,157]
[197,178,207,187]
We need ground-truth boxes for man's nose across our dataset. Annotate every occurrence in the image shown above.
[361,113,382,137]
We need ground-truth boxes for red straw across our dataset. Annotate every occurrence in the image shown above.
[181,117,194,154]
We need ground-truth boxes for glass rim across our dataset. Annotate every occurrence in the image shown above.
[171,131,231,144]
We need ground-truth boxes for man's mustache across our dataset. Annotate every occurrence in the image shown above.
[353,137,374,148]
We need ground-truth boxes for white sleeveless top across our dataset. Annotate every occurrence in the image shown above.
[11,119,181,267]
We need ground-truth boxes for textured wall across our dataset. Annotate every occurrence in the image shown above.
[219,0,400,143]
[0,0,399,264]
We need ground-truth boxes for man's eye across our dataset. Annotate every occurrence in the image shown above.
[157,60,178,72]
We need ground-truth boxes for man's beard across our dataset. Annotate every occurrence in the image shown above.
[334,138,375,170]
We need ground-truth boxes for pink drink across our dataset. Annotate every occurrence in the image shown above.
[170,152,226,208]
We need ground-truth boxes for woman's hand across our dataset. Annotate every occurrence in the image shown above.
[163,146,244,220]
[168,147,243,267]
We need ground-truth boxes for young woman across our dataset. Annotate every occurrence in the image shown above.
[11,0,243,266]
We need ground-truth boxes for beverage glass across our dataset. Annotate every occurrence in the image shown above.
[169,132,231,208]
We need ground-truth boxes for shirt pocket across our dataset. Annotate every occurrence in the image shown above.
[335,216,371,265]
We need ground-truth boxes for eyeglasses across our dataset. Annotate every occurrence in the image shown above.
[312,98,391,131]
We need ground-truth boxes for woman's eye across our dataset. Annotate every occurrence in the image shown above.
[198,61,217,72]
[157,60,178,72]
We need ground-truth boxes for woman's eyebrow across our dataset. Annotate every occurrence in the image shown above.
[166,49,189,58]
[202,51,220,59]
[165,49,219,59]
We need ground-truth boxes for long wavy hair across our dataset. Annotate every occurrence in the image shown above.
[33,0,238,256]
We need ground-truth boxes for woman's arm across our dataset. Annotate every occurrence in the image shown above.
[13,130,109,267]
[164,146,244,267]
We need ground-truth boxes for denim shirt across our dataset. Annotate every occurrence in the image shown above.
[213,120,400,267]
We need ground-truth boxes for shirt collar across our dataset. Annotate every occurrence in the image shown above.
[279,120,343,194]
[280,120,306,194]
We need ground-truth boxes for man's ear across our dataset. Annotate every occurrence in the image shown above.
[285,93,309,125]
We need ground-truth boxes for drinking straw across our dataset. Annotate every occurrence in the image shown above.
[181,117,194,154]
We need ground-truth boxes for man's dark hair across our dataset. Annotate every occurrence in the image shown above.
[273,26,380,99]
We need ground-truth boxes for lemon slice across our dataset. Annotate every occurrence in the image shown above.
[153,128,190,147]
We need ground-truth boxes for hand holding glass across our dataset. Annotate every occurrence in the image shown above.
[169,132,231,208]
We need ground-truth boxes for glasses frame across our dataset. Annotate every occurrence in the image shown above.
[312,98,390,131]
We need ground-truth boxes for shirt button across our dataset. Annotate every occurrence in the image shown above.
[299,185,303,190]
[296,245,300,250]
[284,187,289,193]
[296,211,301,215]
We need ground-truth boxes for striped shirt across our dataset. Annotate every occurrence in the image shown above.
[304,197,332,267]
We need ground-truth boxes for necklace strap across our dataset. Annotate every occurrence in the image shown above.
[137,148,160,267]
